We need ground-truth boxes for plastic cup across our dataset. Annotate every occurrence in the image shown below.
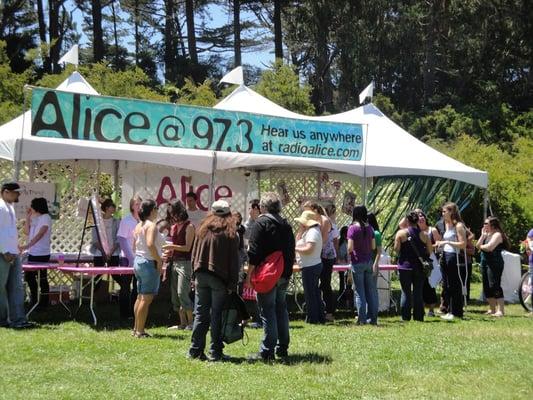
[57,253,65,267]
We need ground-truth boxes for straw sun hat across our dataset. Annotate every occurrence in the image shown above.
[295,210,320,227]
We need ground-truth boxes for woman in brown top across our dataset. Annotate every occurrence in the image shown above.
[165,200,195,330]
[188,200,240,362]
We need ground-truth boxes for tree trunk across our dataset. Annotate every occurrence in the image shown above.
[36,0,50,72]
[311,1,333,114]
[92,0,105,62]
[273,0,283,60]
[111,0,119,70]
[233,0,241,67]
[164,0,178,82]
[185,0,198,64]
[134,0,140,66]
[423,0,438,107]
[48,0,61,73]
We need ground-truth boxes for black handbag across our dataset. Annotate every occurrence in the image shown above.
[407,232,433,278]
[221,293,250,345]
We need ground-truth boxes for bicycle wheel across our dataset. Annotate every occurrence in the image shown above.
[518,272,533,312]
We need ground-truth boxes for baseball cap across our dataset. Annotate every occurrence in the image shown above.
[211,200,231,216]
[1,182,21,192]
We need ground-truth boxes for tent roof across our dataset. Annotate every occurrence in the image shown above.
[213,85,488,188]
[0,72,214,173]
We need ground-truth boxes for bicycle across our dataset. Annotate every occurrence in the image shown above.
[517,270,532,312]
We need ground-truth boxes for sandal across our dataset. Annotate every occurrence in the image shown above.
[484,310,494,315]
[135,331,152,338]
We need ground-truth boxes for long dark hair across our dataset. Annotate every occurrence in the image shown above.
[338,226,348,247]
[139,200,157,222]
[352,205,369,236]
[30,197,49,214]
[169,199,188,223]
[367,212,380,232]
[487,216,511,250]
[197,212,237,239]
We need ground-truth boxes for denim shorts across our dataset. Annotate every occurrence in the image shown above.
[134,256,160,295]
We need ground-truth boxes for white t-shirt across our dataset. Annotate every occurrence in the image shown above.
[0,199,19,253]
[28,214,52,256]
[187,209,206,227]
[117,214,138,258]
[297,226,323,267]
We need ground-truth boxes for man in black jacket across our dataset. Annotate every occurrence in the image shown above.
[246,192,295,361]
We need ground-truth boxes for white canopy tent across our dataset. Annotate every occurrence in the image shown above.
[0,74,487,187]
[0,72,214,175]
[213,84,488,188]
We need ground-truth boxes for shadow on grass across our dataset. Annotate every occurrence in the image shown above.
[242,352,332,366]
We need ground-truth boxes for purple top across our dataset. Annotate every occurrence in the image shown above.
[347,223,374,264]
[528,229,533,239]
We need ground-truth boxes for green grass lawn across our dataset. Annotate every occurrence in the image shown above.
[1,285,532,400]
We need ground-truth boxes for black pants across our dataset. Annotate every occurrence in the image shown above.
[399,268,425,321]
[25,254,50,307]
[422,278,438,305]
[441,252,464,317]
[320,257,336,314]
[481,262,504,299]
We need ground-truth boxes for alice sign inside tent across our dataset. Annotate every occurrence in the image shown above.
[30,88,364,161]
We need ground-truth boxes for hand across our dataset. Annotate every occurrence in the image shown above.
[26,208,32,219]
[245,274,252,288]
[2,253,15,263]
[18,244,28,253]
[162,243,175,251]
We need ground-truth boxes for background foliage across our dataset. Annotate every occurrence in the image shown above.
[0,0,531,248]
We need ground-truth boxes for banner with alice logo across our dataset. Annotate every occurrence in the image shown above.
[31,88,364,161]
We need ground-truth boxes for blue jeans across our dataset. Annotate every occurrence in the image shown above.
[399,268,425,321]
[352,261,378,324]
[190,271,228,357]
[0,255,28,326]
[301,263,325,324]
[257,277,290,357]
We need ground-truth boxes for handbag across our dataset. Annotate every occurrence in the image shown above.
[406,232,433,278]
[251,250,284,293]
[221,293,250,345]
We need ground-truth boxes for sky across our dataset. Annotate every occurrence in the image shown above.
[67,1,274,77]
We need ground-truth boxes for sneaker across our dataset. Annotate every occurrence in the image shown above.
[167,325,180,330]
[184,324,193,331]
[207,353,231,362]
[440,313,454,321]
[187,352,207,361]
[247,352,275,362]
[275,350,288,359]
[249,322,262,329]
[325,313,334,322]
[11,321,35,329]
[427,310,435,317]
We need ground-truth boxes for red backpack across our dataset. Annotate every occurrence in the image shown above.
[251,250,284,293]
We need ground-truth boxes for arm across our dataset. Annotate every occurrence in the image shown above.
[479,232,503,252]
[393,231,403,253]
[146,223,162,268]
[23,209,31,236]
[295,240,316,255]
[347,239,354,255]
[21,225,48,251]
[420,231,433,256]
[320,217,331,244]
[372,237,381,276]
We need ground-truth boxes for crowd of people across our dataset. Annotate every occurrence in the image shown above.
[0,179,531,362]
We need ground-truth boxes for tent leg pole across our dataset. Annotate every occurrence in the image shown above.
[209,152,217,205]
[483,189,489,220]
[362,177,367,206]
[13,161,21,181]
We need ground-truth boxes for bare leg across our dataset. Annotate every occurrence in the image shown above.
[494,298,504,317]
[135,294,154,333]
[186,309,193,326]
[486,298,496,314]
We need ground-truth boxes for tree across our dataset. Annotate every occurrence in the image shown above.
[254,60,314,115]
